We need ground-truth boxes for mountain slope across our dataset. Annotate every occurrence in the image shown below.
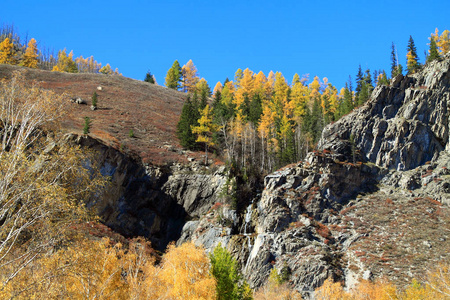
[0,64,191,165]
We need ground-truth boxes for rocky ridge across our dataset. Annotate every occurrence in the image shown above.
[179,53,450,297]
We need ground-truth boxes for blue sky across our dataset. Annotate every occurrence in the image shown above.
[2,0,449,90]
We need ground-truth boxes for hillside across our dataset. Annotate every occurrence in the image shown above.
[0,64,195,165]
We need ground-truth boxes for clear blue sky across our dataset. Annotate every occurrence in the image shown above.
[2,0,449,90]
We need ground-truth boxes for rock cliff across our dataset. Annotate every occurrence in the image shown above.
[180,53,450,298]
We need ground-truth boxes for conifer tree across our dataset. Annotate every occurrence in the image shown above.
[52,49,78,73]
[165,60,182,90]
[391,42,399,78]
[210,244,252,300]
[0,37,15,64]
[427,36,440,63]
[21,38,38,68]
[355,65,364,97]
[144,71,155,83]
[406,36,420,74]
[177,95,198,149]
[191,104,219,165]
[182,59,200,93]
[100,63,114,75]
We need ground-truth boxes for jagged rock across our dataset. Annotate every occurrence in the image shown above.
[319,58,450,171]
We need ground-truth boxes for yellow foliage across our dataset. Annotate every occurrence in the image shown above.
[52,49,78,73]
[22,38,38,68]
[213,81,223,97]
[315,278,351,300]
[183,59,200,93]
[158,242,216,300]
[0,72,107,297]
[254,268,302,300]
[0,37,15,64]
[432,28,450,55]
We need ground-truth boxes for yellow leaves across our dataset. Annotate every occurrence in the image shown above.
[213,81,223,97]
[432,28,450,55]
[192,104,219,147]
[0,37,15,64]
[159,242,216,300]
[0,73,108,294]
[22,38,38,68]
[182,59,200,93]
[254,268,303,300]
[52,49,78,73]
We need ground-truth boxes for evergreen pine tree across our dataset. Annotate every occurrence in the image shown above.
[391,42,398,78]
[248,94,263,125]
[427,36,440,63]
[210,244,252,300]
[92,91,98,109]
[176,95,197,149]
[355,65,364,97]
[343,82,354,115]
[165,60,182,90]
[144,71,155,83]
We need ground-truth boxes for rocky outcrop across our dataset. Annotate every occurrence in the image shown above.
[74,135,228,250]
[179,55,450,298]
[319,54,450,171]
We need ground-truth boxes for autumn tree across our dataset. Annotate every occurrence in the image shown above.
[432,28,450,55]
[0,37,15,64]
[165,59,183,90]
[192,104,219,164]
[254,268,302,300]
[157,242,216,300]
[100,63,113,74]
[52,49,78,73]
[0,72,106,293]
[21,38,38,68]
[182,59,200,93]
[210,243,252,300]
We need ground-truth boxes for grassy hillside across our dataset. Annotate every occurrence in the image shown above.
[0,64,198,165]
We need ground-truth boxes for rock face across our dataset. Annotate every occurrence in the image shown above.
[178,54,450,298]
[319,55,450,170]
[75,135,228,251]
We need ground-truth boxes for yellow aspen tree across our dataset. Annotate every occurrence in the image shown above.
[21,38,38,68]
[0,37,15,64]
[196,77,211,96]
[265,71,276,100]
[273,72,290,116]
[221,81,235,109]
[254,268,303,300]
[52,49,78,73]
[309,75,321,101]
[191,104,219,164]
[291,75,309,120]
[213,81,223,98]
[254,71,268,100]
[351,279,398,300]
[258,105,276,170]
[432,28,450,55]
[158,242,216,300]
[182,59,200,93]
[100,63,113,74]
[314,278,350,300]
[234,68,255,111]
[234,68,244,89]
